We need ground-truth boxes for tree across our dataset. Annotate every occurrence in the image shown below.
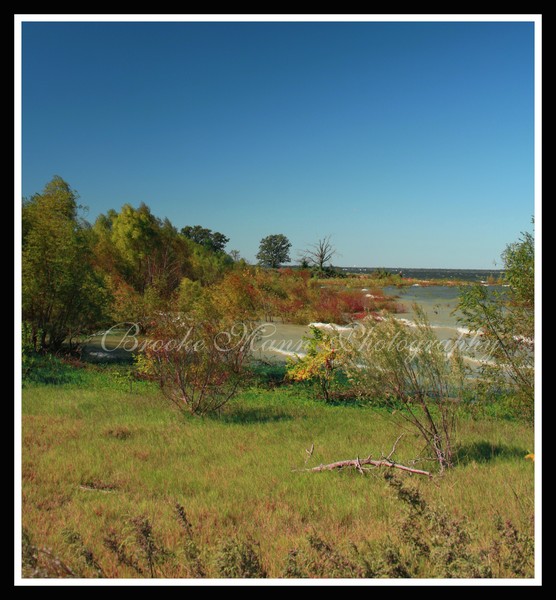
[93,204,195,325]
[181,225,229,254]
[458,228,534,419]
[302,235,336,271]
[22,176,109,351]
[256,234,291,268]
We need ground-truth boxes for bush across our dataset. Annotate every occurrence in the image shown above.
[458,229,534,421]
[286,325,341,401]
[345,307,465,472]
[139,312,252,416]
[214,539,267,578]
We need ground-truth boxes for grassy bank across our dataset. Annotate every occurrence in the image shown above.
[21,365,534,578]
[315,274,489,289]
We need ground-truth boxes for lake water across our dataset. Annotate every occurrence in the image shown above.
[257,284,498,362]
[384,285,466,341]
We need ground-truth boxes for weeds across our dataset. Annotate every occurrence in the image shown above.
[22,528,77,578]
[24,486,533,579]
[214,538,267,578]
[175,503,205,577]
[104,530,145,575]
[104,515,170,578]
[62,529,105,577]
[488,517,534,578]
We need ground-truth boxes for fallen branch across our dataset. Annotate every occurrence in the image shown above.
[297,456,431,477]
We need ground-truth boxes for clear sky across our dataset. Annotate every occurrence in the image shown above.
[21,20,535,269]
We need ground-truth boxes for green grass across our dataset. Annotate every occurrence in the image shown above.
[22,366,534,578]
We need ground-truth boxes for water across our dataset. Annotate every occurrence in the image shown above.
[337,267,503,282]
[384,285,465,341]
[258,284,497,362]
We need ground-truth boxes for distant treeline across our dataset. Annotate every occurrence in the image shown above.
[335,267,504,282]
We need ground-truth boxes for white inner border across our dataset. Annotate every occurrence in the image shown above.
[14,13,542,587]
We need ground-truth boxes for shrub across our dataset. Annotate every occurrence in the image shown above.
[139,313,251,416]
[286,325,341,401]
[345,307,465,472]
[214,539,267,578]
[458,229,534,421]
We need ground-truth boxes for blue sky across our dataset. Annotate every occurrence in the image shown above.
[22,21,535,268]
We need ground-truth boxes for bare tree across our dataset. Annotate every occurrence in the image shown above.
[302,235,336,270]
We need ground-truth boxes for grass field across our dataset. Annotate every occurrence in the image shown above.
[21,365,534,578]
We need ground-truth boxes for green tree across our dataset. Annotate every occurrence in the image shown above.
[92,205,197,325]
[256,234,291,268]
[22,176,109,351]
[110,203,161,293]
[181,225,229,253]
[458,228,534,419]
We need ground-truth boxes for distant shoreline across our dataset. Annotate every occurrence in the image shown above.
[287,266,504,283]
[283,265,504,287]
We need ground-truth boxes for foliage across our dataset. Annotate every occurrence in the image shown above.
[346,307,466,471]
[22,529,77,578]
[215,267,399,325]
[256,234,292,268]
[22,176,110,351]
[91,204,236,327]
[103,515,169,578]
[93,204,195,325]
[181,225,229,253]
[62,529,105,577]
[286,326,341,401]
[175,277,204,312]
[215,539,267,578]
[138,280,255,415]
[310,265,347,279]
[458,229,534,420]
[187,241,233,285]
[281,473,533,579]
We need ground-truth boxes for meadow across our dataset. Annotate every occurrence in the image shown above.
[22,362,534,579]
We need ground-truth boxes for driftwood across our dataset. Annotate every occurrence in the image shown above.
[298,456,431,477]
[295,435,432,477]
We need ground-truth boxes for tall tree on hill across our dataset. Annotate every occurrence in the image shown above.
[22,176,109,350]
[181,225,229,254]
